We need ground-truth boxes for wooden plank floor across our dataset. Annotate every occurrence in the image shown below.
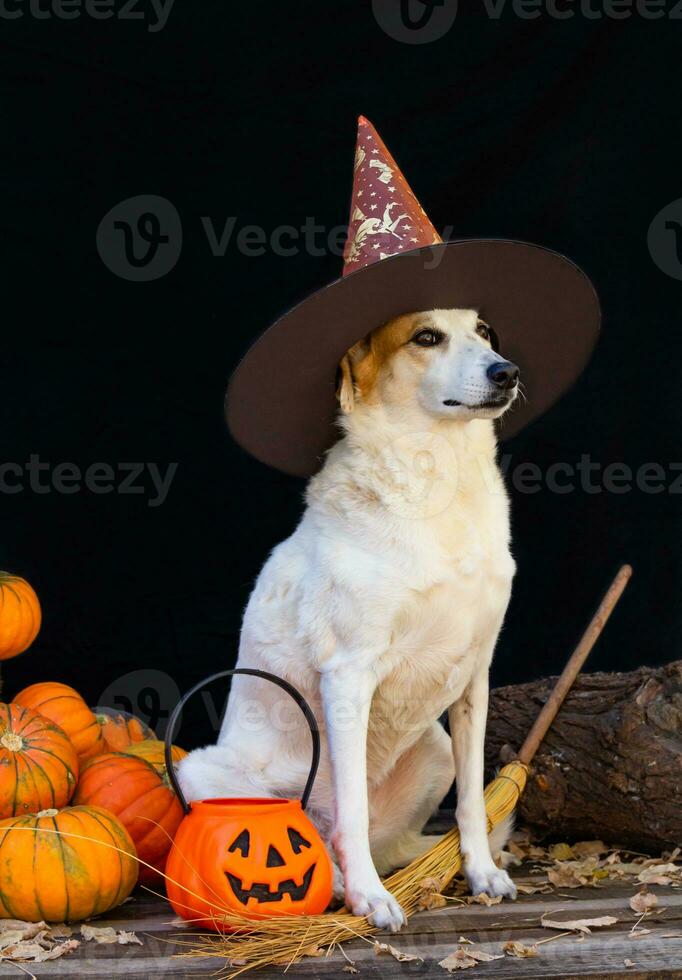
[3,878,681,980]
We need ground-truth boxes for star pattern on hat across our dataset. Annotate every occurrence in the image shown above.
[342,116,442,276]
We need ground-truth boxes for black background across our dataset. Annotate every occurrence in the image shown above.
[1,2,680,746]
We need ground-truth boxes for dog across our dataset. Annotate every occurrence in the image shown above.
[179,307,520,931]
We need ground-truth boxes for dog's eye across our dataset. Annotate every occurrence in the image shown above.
[476,321,500,352]
[411,329,443,348]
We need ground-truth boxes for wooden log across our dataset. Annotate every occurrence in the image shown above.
[485,660,682,852]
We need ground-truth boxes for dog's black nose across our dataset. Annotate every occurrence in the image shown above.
[487,361,520,390]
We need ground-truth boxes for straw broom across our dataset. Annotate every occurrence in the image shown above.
[172,563,633,976]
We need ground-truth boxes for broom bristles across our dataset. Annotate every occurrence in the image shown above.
[170,763,528,978]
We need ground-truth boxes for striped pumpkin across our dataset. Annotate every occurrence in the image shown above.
[122,739,187,773]
[74,753,183,884]
[94,707,155,753]
[14,682,103,763]
[0,703,79,818]
[0,572,41,661]
[0,805,138,921]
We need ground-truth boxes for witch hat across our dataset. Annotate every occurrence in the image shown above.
[227,117,600,478]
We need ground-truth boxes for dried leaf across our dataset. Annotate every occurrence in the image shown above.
[624,959,635,967]
[630,889,658,914]
[572,840,607,858]
[343,967,358,975]
[439,946,504,971]
[541,911,618,935]
[80,925,142,945]
[439,949,478,971]
[548,857,600,889]
[373,942,422,963]
[628,928,651,939]
[0,922,47,940]
[417,877,447,910]
[468,892,502,906]
[0,938,79,962]
[467,950,504,963]
[503,940,538,958]
[517,881,553,895]
[549,843,575,861]
[548,865,583,888]
[638,863,680,885]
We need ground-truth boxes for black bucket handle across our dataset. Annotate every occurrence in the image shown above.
[164,668,320,815]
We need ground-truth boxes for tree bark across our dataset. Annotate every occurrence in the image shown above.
[485,660,682,852]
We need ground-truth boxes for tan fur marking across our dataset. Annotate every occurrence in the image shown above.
[338,316,417,407]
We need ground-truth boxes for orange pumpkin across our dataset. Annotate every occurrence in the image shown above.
[123,739,187,772]
[94,707,155,753]
[0,572,41,661]
[14,682,103,762]
[74,752,183,885]
[0,703,78,818]
[165,798,334,926]
[0,804,138,921]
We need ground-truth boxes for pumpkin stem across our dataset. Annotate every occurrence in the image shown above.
[37,809,59,818]
[0,733,23,752]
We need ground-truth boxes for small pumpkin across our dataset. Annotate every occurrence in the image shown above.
[74,752,183,885]
[0,804,138,921]
[122,739,187,772]
[0,572,41,661]
[93,707,155,753]
[14,682,103,762]
[0,703,78,818]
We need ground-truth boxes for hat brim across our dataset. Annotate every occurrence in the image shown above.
[226,240,600,477]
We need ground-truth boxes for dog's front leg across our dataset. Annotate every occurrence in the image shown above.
[448,664,517,899]
[320,665,406,932]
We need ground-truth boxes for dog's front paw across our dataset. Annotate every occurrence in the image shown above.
[466,862,517,901]
[346,882,407,932]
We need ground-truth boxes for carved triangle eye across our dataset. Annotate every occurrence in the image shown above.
[287,827,311,854]
[228,829,250,857]
[266,845,286,867]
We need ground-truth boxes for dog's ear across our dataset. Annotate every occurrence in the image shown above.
[337,352,357,414]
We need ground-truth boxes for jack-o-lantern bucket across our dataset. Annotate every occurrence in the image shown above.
[164,669,333,929]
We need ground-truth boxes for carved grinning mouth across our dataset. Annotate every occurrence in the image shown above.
[226,863,316,905]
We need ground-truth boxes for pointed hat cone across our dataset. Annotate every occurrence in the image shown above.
[226,118,601,477]
[343,117,441,274]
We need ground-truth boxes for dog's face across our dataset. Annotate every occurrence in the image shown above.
[338,308,520,422]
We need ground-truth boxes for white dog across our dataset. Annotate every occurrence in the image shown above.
[179,308,520,931]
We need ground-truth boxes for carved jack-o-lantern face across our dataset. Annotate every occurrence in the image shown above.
[225,824,318,905]
[165,798,333,930]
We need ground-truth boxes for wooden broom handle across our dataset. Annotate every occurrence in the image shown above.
[517,563,633,766]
